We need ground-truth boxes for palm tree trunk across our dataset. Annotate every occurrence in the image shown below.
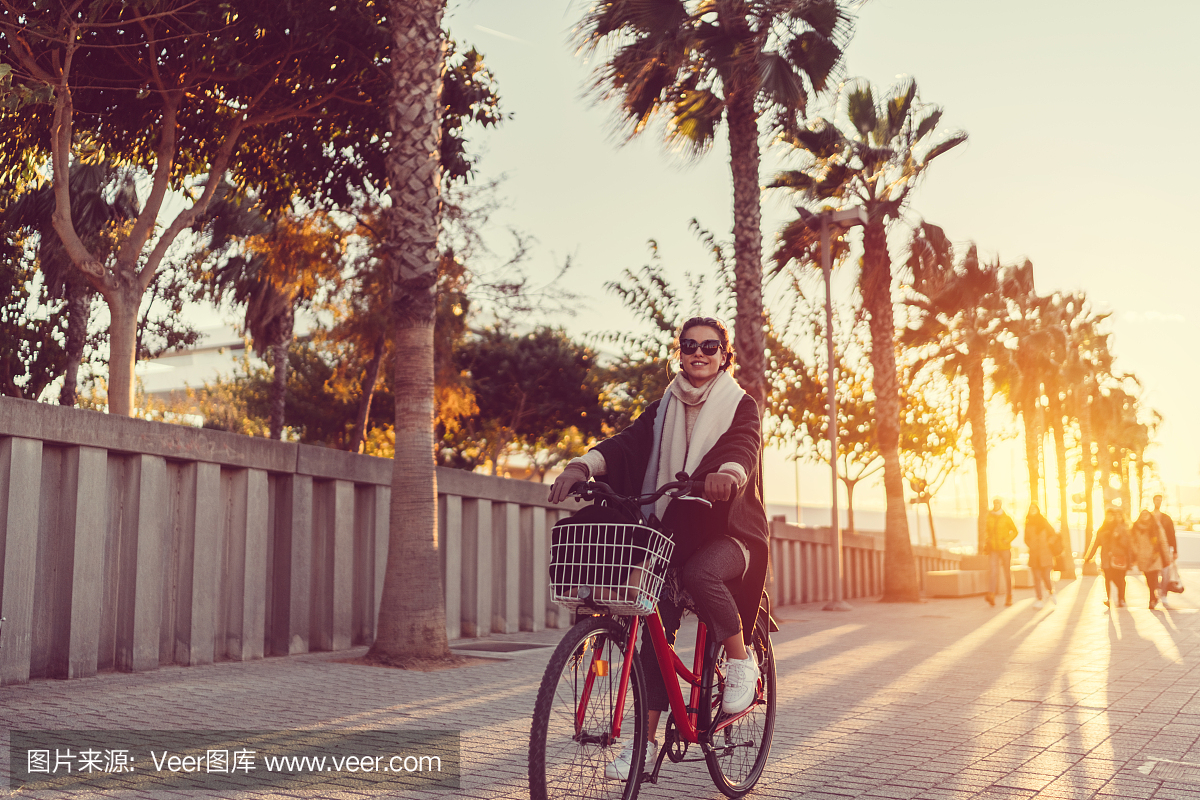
[966,353,988,553]
[724,91,767,415]
[1048,392,1075,578]
[59,283,89,407]
[348,339,385,453]
[1079,398,1098,574]
[1119,451,1132,515]
[861,218,918,602]
[1022,400,1040,511]
[368,0,451,665]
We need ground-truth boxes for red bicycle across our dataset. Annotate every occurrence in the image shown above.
[529,479,777,800]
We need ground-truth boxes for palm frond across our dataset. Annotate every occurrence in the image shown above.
[788,0,846,39]
[920,131,968,167]
[757,52,806,111]
[884,79,917,141]
[785,30,841,93]
[914,108,943,142]
[845,82,876,138]
[767,169,818,191]
[667,87,725,153]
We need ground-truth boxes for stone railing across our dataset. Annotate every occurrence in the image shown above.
[767,518,963,605]
[0,396,570,686]
[0,396,964,685]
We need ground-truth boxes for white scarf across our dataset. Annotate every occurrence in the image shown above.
[643,370,745,519]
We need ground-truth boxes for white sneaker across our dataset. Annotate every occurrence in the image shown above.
[721,656,761,715]
[1033,600,1044,609]
[1049,593,1057,606]
[1161,594,1171,609]
[605,739,657,781]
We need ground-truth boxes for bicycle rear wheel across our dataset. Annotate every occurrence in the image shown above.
[704,616,776,798]
[529,615,647,800]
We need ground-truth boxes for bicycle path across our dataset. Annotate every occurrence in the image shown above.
[5,572,1200,799]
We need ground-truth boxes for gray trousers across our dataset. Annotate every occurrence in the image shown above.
[641,536,746,712]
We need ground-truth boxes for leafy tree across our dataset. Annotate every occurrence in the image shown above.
[0,0,390,416]
[598,225,735,431]
[772,78,966,601]
[903,225,1005,552]
[449,327,605,476]
[194,198,346,439]
[0,227,66,399]
[575,0,857,412]
[899,368,966,549]
[3,162,133,404]
[767,306,881,535]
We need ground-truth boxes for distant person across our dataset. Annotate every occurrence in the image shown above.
[1024,504,1058,609]
[1153,493,1183,603]
[1084,506,1130,608]
[1130,509,1174,610]
[1152,494,1178,559]
[984,498,1019,607]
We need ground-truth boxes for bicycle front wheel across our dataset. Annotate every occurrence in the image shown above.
[529,615,647,800]
[704,616,776,798]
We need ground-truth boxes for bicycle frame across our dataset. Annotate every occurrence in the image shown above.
[578,611,756,747]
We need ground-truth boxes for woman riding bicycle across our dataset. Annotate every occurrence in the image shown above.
[548,316,769,780]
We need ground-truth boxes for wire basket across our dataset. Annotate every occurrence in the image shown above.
[550,522,674,616]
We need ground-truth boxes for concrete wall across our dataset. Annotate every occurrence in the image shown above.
[0,397,964,685]
[0,397,571,685]
[767,518,962,605]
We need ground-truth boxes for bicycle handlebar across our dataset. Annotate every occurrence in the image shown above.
[567,476,707,508]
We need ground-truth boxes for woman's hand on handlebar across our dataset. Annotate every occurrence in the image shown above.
[548,463,589,504]
[704,471,737,502]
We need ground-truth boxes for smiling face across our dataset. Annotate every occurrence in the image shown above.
[679,324,724,386]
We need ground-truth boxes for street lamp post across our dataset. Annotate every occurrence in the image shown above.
[802,206,867,612]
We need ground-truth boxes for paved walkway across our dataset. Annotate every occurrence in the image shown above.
[5,572,1200,799]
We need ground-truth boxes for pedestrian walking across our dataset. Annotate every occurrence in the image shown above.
[1024,504,1059,609]
[1130,509,1173,610]
[1153,493,1183,603]
[1083,506,1130,608]
[984,498,1019,607]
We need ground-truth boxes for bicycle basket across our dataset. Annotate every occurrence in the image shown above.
[549,522,674,616]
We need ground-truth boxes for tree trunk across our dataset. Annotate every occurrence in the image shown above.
[368,0,450,665]
[724,90,767,415]
[348,339,385,453]
[843,478,856,535]
[966,353,988,553]
[860,217,918,602]
[1048,392,1075,579]
[59,284,90,407]
[1119,451,1132,516]
[269,338,289,440]
[1022,400,1040,513]
[106,287,139,417]
[1097,439,1113,510]
[1079,398,1097,572]
[926,502,937,548]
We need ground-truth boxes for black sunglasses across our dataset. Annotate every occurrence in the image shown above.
[680,338,722,356]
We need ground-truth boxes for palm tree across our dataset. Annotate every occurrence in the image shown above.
[367,0,452,665]
[199,195,345,440]
[772,79,967,601]
[903,225,1004,553]
[575,0,855,412]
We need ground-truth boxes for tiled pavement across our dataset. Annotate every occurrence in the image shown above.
[5,571,1200,799]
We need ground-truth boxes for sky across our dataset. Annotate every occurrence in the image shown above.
[432,0,1200,525]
